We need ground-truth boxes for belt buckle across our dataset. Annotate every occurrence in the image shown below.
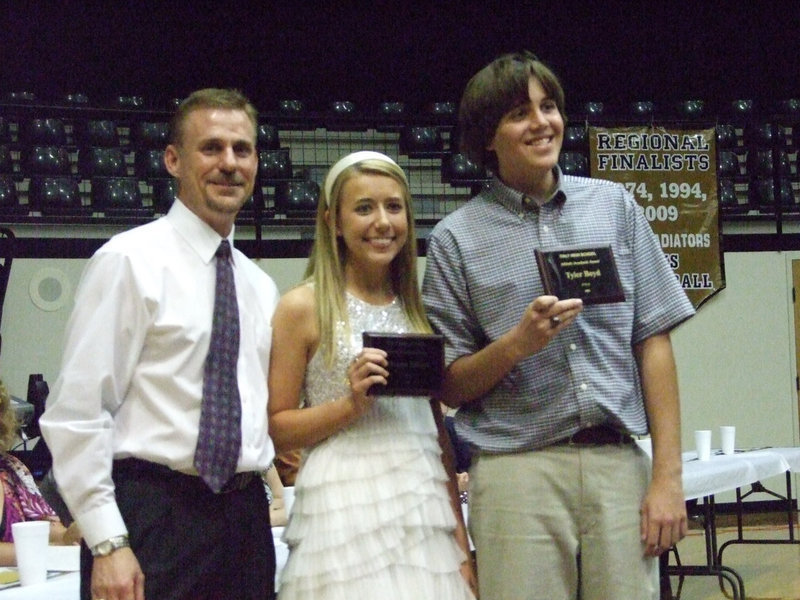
[566,425,629,446]
[220,471,254,493]
[566,426,597,446]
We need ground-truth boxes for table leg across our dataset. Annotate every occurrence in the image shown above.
[665,495,745,600]
[659,552,673,600]
[718,472,799,566]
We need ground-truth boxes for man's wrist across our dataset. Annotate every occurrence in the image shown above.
[90,534,130,557]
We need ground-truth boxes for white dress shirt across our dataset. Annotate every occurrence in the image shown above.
[40,199,279,547]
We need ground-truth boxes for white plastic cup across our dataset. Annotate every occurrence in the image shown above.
[12,521,50,586]
[282,486,295,515]
[720,426,736,455]
[694,429,712,461]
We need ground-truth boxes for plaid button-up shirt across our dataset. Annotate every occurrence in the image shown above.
[422,169,695,454]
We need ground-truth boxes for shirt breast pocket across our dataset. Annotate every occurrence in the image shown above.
[614,245,634,302]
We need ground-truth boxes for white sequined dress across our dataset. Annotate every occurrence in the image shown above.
[277,293,474,600]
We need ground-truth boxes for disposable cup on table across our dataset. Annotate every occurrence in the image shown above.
[720,425,736,455]
[694,429,712,461]
[282,486,295,515]
[11,520,50,586]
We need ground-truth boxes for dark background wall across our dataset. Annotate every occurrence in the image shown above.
[2,2,799,117]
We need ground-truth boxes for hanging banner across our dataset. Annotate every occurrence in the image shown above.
[589,126,723,309]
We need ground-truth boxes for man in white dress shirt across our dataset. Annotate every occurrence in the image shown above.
[40,89,280,600]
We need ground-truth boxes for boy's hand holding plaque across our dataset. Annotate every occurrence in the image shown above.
[361,332,444,396]
[534,246,625,304]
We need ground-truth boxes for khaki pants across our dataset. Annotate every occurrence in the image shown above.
[468,444,657,600]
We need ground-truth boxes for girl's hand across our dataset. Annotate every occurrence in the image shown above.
[346,348,389,415]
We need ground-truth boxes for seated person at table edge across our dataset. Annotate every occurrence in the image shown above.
[0,379,79,566]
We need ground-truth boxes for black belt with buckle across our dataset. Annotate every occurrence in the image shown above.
[219,471,257,493]
[555,425,634,446]
[113,458,258,494]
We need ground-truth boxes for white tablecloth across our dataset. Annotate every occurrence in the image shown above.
[0,545,80,598]
[681,447,800,500]
[0,572,79,599]
[765,447,800,471]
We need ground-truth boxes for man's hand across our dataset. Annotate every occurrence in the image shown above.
[91,548,145,600]
[639,474,688,557]
[507,296,583,360]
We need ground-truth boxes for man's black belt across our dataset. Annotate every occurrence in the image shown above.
[554,425,634,446]
[113,458,258,494]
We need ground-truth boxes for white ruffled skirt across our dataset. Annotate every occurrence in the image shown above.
[277,398,474,600]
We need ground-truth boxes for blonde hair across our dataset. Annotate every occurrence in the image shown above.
[305,156,431,366]
[0,380,19,451]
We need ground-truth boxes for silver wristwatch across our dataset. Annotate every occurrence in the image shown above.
[90,534,130,557]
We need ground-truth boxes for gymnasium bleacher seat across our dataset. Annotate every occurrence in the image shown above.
[274,179,319,215]
[718,178,744,213]
[559,151,589,177]
[563,124,588,150]
[400,126,443,157]
[716,123,737,148]
[28,176,84,216]
[257,123,280,151]
[717,150,740,178]
[0,145,13,174]
[131,121,169,150]
[628,101,654,120]
[135,149,167,179]
[60,92,89,107]
[75,120,119,148]
[21,118,66,147]
[674,100,705,120]
[25,146,71,176]
[0,176,21,215]
[259,148,293,182]
[0,117,10,143]
[79,147,127,178]
[151,178,177,215]
[91,177,148,217]
[441,152,486,184]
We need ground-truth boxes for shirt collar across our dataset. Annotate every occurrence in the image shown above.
[490,166,567,213]
[166,198,237,265]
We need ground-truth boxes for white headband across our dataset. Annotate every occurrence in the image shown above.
[323,151,400,206]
